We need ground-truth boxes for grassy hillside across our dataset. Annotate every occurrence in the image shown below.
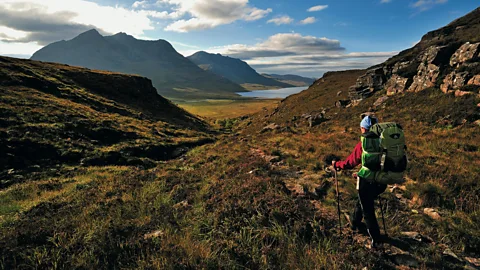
[2,63,478,269]
[0,56,213,188]
[1,8,480,268]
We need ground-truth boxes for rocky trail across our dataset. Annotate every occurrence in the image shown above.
[250,146,480,269]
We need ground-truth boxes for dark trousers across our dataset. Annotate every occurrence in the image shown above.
[352,178,387,242]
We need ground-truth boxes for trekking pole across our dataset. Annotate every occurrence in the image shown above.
[334,168,342,235]
[379,196,388,237]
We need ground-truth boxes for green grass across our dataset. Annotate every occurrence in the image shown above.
[178,99,280,120]
[1,55,479,268]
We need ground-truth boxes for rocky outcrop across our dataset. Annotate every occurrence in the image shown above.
[373,96,389,107]
[408,63,440,92]
[385,74,410,95]
[407,45,454,92]
[392,61,412,74]
[301,112,327,127]
[468,74,480,85]
[335,99,351,108]
[261,123,280,133]
[440,71,470,93]
[450,42,480,67]
[348,67,385,102]
[348,40,480,102]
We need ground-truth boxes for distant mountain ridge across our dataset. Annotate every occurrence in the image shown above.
[187,51,293,88]
[262,74,315,86]
[30,29,245,99]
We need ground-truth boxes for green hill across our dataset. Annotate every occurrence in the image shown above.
[0,56,212,188]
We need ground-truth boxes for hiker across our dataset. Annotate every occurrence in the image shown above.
[332,115,386,248]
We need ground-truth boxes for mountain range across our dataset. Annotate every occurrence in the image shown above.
[187,51,294,88]
[262,73,315,86]
[30,30,313,100]
[30,30,244,99]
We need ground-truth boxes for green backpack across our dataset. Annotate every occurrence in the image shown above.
[369,122,407,185]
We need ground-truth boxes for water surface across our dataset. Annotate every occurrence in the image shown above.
[237,86,308,99]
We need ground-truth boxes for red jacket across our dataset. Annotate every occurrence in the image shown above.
[335,142,362,170]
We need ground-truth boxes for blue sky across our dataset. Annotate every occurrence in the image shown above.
[0,0,478,77]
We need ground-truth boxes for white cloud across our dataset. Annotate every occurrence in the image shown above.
[307,5,328,12]
[208,33,345,59]
[0,40,42,56]
[201,33,396,77]
[0,0,162,43]
[300,17,316,25]
[0,0,190,55]
[411,0,448,11]
[267,16,294,25]
[380,0,392,3]
[159,0,272,32]
[132,1,149,9]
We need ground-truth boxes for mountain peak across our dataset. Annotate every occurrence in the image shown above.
[73,29,103,41]
[112,32,134,38]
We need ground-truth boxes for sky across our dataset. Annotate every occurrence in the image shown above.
[0,0,478,78]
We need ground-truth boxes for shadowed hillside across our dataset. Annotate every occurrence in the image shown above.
[188,51,293,88]
[30,30,245,99]
[262,73,316,87]
[0,56,213,187]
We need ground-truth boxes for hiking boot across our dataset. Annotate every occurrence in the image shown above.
[365,240,382,250]
[377,234,389,244]
[351,222,367,233]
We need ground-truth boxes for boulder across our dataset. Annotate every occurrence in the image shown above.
[400,231,433,243]
[443,248,464,264]
[286,183,306,196]
[440,71,470,93]
[303,112,326,127]
[373,96,389,107]
[424,208,441,220]
[423,45,457,66]
[407,45,458,92]
[335,100,351,108]
[355,67,385,90]
[385,74,410,95]
[455,90,474,97]
[465,257,480,268]
[349,67,385,102]
[144,230,164,240]
[467,75,480,86]
[392,61,412,74]
[261,123,280,133]
[450,42,480,67]
[173,200,189,209]
[408,63,440,92]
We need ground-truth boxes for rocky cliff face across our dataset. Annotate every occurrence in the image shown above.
[348,41,479,103]
[347,8,480,104]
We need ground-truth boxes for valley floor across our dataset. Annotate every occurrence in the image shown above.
[178,99,280,120]
[1,68,479,269]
